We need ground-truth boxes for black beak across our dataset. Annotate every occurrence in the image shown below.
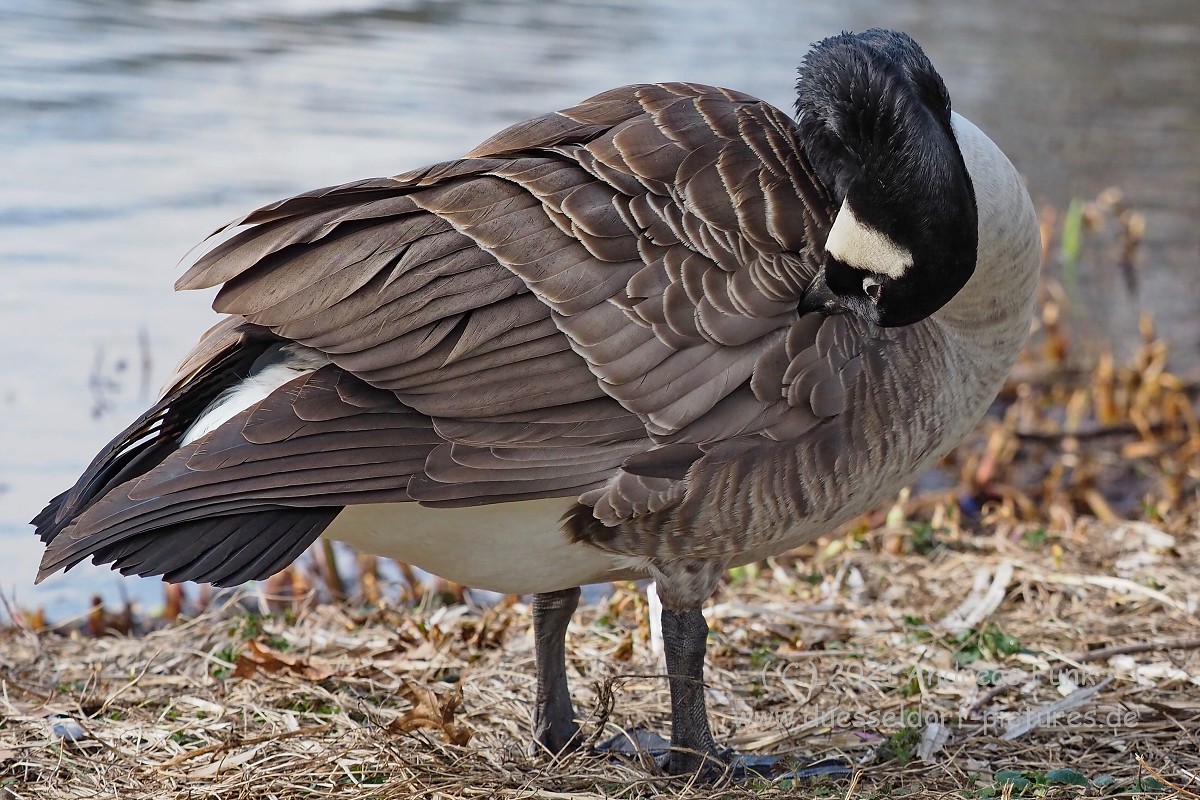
[798,270,846,317]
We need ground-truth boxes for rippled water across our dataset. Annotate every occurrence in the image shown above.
[2,0,1197,617]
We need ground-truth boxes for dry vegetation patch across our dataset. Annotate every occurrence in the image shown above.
[2,511,1197,798]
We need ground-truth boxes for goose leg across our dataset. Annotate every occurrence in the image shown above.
[660,605,724,775]
[532,586,581,755]
[651,558,729,776]
[657,585,818,779]
[595,563,848,781]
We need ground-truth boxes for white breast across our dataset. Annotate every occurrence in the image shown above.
[323,499,650,595]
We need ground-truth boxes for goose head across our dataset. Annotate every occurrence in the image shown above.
[796,29,978,329]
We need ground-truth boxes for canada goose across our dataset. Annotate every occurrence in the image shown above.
[33,29,1039,775]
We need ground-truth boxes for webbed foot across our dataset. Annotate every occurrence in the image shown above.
[596,728,851,780]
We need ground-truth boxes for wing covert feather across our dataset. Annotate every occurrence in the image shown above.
[158,82,868,529]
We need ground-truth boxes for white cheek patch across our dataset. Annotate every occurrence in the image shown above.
[824,200,914,279]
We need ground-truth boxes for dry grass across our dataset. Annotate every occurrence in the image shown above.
[2,193,1199,798]
[1,518,1197,799]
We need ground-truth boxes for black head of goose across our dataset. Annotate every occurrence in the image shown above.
[33,29,1039,777]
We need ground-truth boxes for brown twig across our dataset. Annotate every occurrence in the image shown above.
[1135,755,1200,799]
[1065,635,1200,667]
[1014,422,1158,443]
[158,724,333,768]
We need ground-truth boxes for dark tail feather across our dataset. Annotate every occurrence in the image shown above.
[31,491,69,542]
[33,321,363,588]
[80,507,340,587]
[31,325,274,548]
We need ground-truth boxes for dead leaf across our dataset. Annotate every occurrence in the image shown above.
[611,632,633,662]
[459,609,512,650]
[233,640,332,681]
[389,680,473,745]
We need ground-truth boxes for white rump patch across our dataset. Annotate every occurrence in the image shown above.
[180,345,329,445]
[824,200,913,278]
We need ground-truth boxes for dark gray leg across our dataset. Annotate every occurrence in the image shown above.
[595,563,848,781]
[660,606,724,775]
[532,586,581,755]
[649,558,729,775]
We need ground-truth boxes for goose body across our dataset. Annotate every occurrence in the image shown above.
[34,30,1039,774]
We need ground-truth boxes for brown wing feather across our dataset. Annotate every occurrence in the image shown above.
[39,81,868,584]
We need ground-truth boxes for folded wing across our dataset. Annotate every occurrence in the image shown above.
[37,82,880,583]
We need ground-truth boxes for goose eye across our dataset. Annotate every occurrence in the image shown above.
[863,277,882,303]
